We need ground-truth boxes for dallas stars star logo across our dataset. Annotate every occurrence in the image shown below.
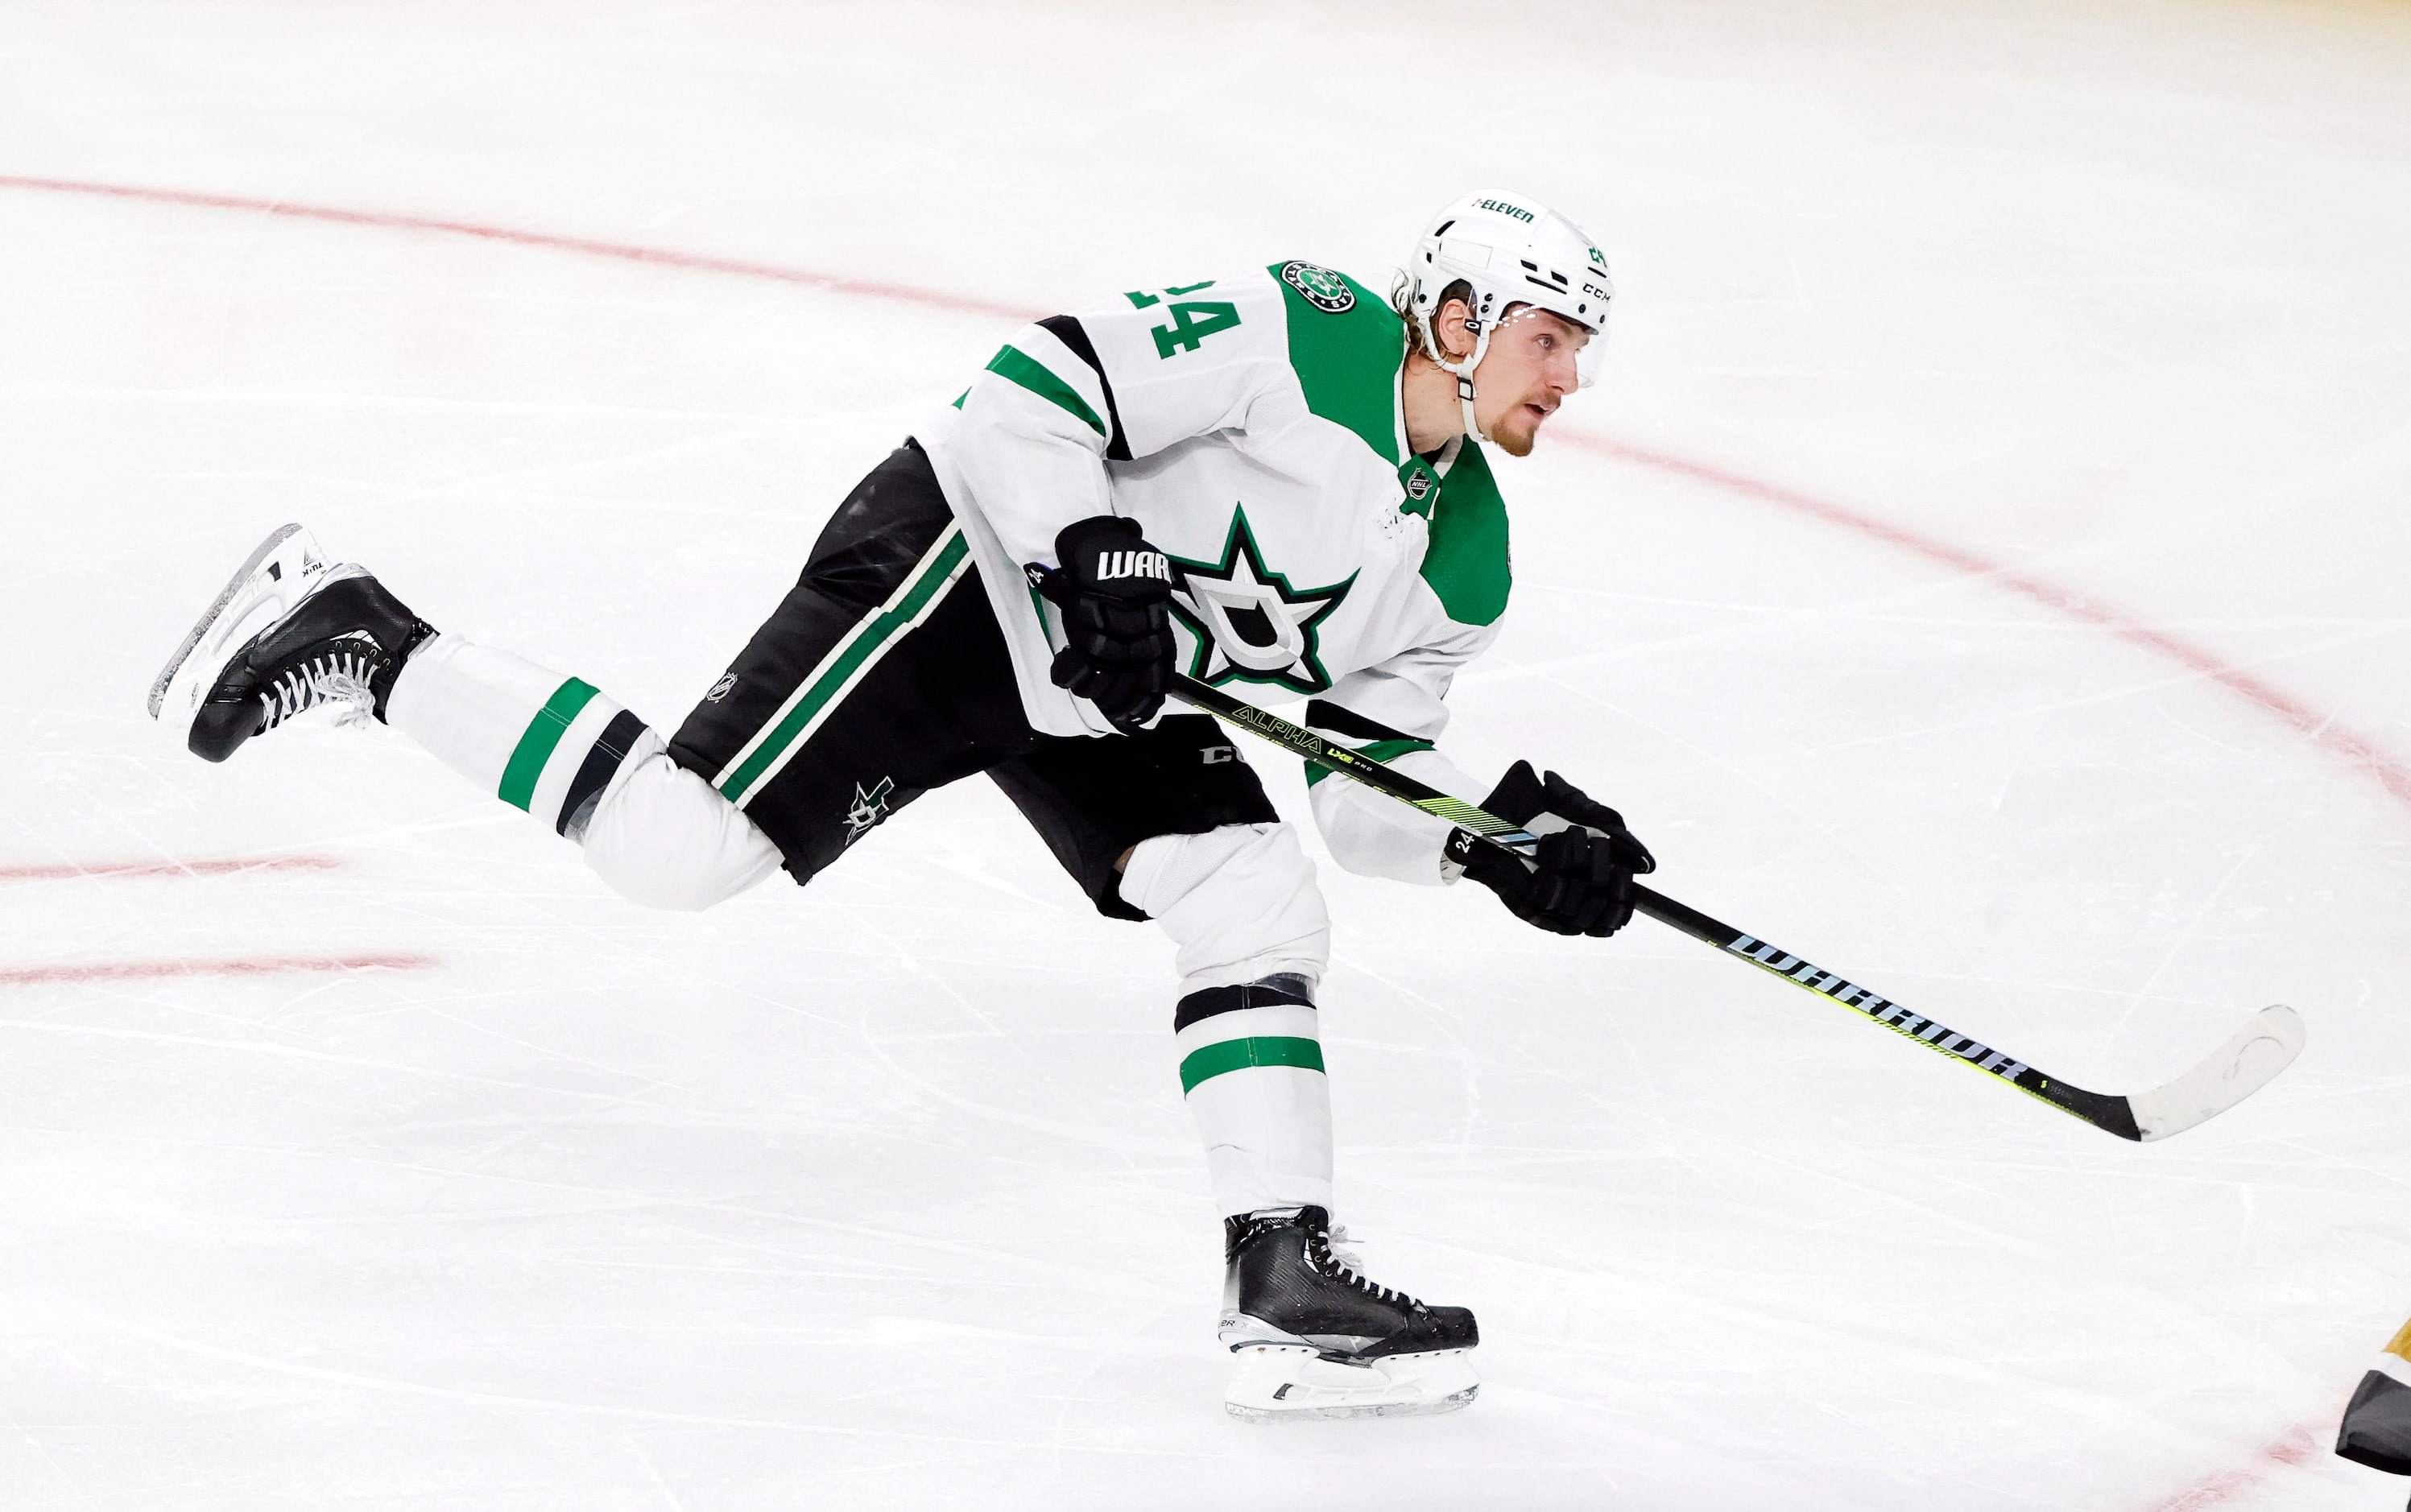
[842,775,895,845]
[1167,506,1354,696]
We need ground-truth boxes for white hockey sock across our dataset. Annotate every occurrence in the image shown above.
[384,634,647,837]
[1175,984,1334,1217]
[385,634,783,909]
[1123,824,1336,1218]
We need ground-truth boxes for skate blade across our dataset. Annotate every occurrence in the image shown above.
[1223,1345,1478,1423]
[148,523,325,726]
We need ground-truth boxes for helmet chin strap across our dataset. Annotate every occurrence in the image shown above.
[1453,368,1485,444]
[1415,309,1499,445]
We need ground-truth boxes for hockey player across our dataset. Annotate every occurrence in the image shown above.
[149,190,1654,1421]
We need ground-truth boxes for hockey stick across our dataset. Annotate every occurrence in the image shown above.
[1167,672,2303,1143]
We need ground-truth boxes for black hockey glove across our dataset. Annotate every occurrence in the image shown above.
[1448,761,1656,938]
[1032,515,1177,733]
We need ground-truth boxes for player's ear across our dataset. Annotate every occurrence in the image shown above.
[1435,298,1476,361]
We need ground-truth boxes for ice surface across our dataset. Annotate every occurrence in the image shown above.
[2,1,2409,1507]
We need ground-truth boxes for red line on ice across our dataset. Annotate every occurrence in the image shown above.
[0,854,344,882]
[1557,434,2411,816]
[0,173,1033,323]
[2136,1415,2324,1511]
[2,171,2401,817]
[0,952,436,987]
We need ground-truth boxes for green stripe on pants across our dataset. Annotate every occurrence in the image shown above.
[716,528,970,806]
[1179,1035,1325,1093]
[498,678,600,812]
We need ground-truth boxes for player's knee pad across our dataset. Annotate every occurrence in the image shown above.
[580,737,784,911]
[1120,821,1330,995]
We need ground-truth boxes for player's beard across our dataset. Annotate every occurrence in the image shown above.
[1489,407,1543,457]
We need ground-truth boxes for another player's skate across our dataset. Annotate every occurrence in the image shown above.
[150,523,434,762]
[1218,1204,1478,1422]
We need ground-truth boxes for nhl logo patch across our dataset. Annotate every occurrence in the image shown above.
[705,672,738,703]
[1280,262,1355,313]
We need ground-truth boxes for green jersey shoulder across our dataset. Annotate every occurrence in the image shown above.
[1263,259,1512,630]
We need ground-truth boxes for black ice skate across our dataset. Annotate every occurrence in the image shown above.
[149,523,434,762]
[1218,1204,1478,1422]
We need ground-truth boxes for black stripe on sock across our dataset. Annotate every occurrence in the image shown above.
[1302,700,1416,746]
[556,708,650,837]
[1173,973,1317,1032]
[1037,315,1129,461]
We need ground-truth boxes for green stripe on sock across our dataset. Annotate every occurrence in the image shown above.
[498,678,601,812]
[718,530,970,804]
[985,345,1106,437]
[1179,1035,1325,1093]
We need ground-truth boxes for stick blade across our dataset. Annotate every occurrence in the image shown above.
[2128,1004,2305,1142]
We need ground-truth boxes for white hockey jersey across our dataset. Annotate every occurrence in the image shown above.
[916,261,1512,883]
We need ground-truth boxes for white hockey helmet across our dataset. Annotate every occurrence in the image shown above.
[1407,189,1611,441]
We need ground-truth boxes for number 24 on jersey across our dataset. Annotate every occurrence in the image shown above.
[1127,281,1242,359]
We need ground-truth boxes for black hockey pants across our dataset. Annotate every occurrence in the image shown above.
[665,440,1278,919]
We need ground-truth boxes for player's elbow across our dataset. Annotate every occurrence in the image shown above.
[1309,782,1456,886]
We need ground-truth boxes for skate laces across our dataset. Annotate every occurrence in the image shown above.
[1310,1223,1419,1310]
[258,634,383,733]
